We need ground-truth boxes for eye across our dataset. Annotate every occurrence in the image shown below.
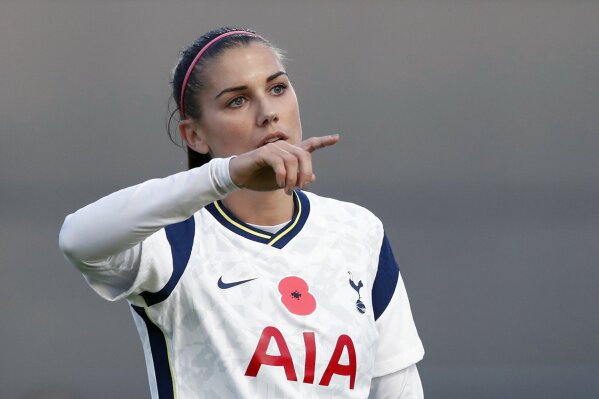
[228,96,246,108]
[270,83,287,96]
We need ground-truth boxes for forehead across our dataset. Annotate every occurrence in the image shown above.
[202,43,285,89]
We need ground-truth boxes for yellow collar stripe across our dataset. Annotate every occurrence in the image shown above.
[213,201,272,239]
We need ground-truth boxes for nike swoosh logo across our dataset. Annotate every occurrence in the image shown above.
[217,276,258,289]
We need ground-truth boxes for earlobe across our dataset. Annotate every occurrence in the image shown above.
[179,120,210,154]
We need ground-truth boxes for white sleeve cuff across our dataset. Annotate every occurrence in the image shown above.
[209,156,241,197]
[368,364,423,399]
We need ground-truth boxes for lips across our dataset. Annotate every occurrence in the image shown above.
[259,131,289,148]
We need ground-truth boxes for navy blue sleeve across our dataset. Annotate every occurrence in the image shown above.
[372,233,400,321]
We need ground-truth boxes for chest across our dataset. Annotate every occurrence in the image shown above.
[186,215,375,324]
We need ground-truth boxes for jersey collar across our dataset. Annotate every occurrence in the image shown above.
[205,189,310,249]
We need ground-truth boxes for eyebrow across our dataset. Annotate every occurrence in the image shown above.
[214,71,288,99]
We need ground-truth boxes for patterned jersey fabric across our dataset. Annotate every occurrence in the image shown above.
[89,190,423,398]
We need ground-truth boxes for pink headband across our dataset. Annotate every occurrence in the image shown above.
[179,30,261,119]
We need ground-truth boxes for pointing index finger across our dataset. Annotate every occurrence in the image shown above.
[299,134,340,153]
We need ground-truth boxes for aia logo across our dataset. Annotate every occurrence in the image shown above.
[278,276,316,316]
[245,326,357,390]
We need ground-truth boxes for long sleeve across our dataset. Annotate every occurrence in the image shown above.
[368,364,423,399]
[58,157,238,300]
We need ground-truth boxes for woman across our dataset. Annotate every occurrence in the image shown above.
[59,27,424,398]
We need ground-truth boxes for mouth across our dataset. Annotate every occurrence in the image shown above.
[259,131,289,147]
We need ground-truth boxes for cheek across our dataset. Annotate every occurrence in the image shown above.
[287,98,302,135]
[281,95,301,123]
[204,104,248,133]
[205,112,255,154]
[215,115,249,133]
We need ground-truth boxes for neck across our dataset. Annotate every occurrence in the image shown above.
[221,189,294,226]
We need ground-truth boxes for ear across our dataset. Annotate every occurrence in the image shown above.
[179,120,210,154]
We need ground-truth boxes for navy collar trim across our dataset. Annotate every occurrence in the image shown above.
[205,190,310,249]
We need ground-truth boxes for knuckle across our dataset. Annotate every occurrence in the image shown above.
[284,153,298,165]
[300,150,311,161]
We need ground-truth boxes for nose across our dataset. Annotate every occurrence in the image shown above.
[256,99,279,127]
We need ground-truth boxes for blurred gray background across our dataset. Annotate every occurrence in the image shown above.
[1,0,598,398]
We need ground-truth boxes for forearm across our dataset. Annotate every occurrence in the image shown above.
[59,157,238,266]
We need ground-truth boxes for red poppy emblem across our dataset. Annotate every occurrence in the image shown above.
[278,276,317,316]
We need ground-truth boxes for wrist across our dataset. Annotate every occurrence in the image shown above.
[210,156,241,197]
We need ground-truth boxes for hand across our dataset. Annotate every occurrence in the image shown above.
[229,134,340,194]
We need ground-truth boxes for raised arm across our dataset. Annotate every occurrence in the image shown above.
[59,157,237,265]
[59,135,339,263]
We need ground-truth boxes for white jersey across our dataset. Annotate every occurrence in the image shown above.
[59,159,424,399]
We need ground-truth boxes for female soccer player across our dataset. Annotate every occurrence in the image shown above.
[59,27,424,398]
